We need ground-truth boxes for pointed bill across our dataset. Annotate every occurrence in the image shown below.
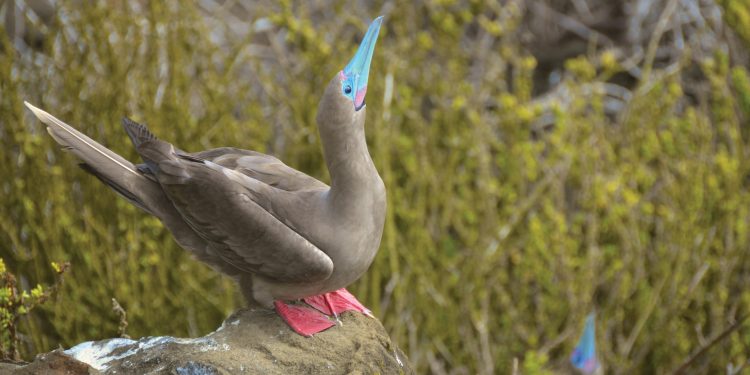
[342,16,383,110]
[570,313,599,374]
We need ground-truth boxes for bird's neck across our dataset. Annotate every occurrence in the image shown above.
[320,121,380,203]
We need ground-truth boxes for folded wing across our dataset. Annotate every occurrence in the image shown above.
[123,119,334,283]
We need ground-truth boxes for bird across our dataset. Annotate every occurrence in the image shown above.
[24,16,386,336]
[570,313,600,374]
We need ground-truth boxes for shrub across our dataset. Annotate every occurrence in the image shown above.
[1,1,749,373]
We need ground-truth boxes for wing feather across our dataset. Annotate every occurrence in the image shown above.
[142,146,333,283]
[189,147,328,191]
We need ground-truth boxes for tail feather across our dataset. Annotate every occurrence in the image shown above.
[23,102,217,260]
[24,101,161,215]
[78,162,153,214]
[120,116,192,184]
[25,102,139,176]
[122,117,157,148]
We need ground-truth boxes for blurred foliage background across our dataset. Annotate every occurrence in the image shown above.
[1,0,750,373]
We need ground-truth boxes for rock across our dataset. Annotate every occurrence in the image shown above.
[0,350,98,375]
[2,309,412,374]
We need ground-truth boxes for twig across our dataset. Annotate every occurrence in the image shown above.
[570,0,593,19]
[671,314,750,375]
[641,0,680,83]
[727,359,749,375]
[111,298,130,339]
[527,0,615,48]
[621,275,668,357]
[494,156,572,242]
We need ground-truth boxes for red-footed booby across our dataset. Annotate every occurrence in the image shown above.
[24,16,385,336]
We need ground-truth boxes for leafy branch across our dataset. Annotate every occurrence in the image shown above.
[0,259,70,361]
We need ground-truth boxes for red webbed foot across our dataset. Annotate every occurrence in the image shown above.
[274,301,335,336]
[303,288,373,318]
[274,288,373,336]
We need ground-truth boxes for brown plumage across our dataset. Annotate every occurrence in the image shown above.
[25,72,385,308]
[24,18,385,336]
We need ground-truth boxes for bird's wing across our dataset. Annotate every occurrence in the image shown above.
[189,147,328,192]
[165,160,332,283]
[124,121,333,283]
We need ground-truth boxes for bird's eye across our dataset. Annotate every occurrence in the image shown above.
[344,85,352,94]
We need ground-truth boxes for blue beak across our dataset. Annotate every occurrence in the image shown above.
[570,314,599,374]
[341,16,383,110]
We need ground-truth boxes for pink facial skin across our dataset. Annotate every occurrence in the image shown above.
[338,71,367,109]
[354,87,367,109]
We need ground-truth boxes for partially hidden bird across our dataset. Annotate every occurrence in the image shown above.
[24,16,386,336]
[570,313,600,374]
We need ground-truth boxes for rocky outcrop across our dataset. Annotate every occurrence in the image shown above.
[1,309,412,374]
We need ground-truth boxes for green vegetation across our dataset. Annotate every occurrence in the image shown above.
[0,259,68,360]
[719,0,750,46]
[1,1,749,373]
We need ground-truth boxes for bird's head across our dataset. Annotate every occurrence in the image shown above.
[340,16,383,111]
[318,16,383,129]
